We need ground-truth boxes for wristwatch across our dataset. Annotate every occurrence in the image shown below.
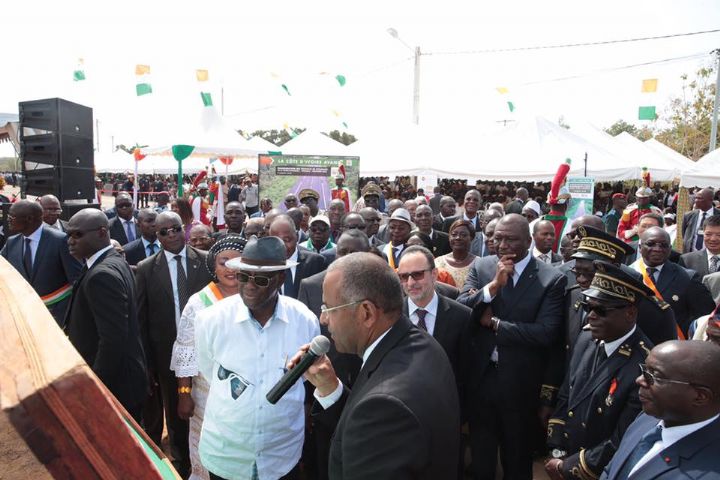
[551,448,566,459]
[491,316,501,332]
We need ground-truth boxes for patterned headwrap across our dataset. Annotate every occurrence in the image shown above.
[206,234,247,281]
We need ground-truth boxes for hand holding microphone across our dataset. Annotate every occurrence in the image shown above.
[266,335,337,404]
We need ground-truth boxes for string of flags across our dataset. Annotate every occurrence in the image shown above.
[638,78,658,121]
[197,69,213,107]
[496,87,515,113]
[135,65,153,96]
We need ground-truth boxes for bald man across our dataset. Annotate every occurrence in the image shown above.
[601,341,720,479]
[64,208,147,419]
[1,200,82,325]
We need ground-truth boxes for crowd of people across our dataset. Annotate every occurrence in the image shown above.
[2,169,720,480]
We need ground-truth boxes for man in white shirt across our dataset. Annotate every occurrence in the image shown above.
[196,236,319,480]
[38,194,67,232]
[601,340,720,479]
[533,219,561,264]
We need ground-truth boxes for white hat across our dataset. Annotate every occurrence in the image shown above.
[389,208,413,226]
[523,200,542,216]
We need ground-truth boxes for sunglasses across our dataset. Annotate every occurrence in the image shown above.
[638,363,710,389]
[158,225,183,236]
[397,269,430,282]
[237,271,276,287]
[67,227,104,239]
[579,300,626,317]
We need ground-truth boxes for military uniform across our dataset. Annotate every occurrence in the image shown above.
[616,203,662,242]
[547,261,655,479]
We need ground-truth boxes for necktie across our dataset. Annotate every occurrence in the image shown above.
[125,220,136,242]
[618,425,663,478]
[695,212,707,250]
[539,253,549,263]
[711,256,719,274]
[646,267,658,285]
[592,342,607,374]
[416,309,428,332]
[283,268,296,297]
[393,246,401,265]
[23,238,33,276]
[175,255,189,313]
[147,243,156,256]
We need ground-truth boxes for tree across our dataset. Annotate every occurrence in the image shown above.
[326,130,357,145]
[605,120,639,137]
[239,128,306,146]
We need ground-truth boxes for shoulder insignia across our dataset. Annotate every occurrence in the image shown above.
[618,345,632,357]
[649,296,671,310]
[639,341,651,356]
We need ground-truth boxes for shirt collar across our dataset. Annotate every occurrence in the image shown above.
[658,414,720,448]
[234,294,289,324]
[25,223,44,242]
[600,325,636,357]
[707,248,720,260]
[361,328,391,367]
[533,246,552,259]
[164,246,187,262]
[514,251,533,277]
[463,213,477,224]
[289,247,299,262]
[701,207,714,216]
[141,237,159,248]
[408,292,439,318]
[86,244,114,269]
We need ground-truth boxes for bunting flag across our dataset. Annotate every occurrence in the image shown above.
[638,79,658,121]
[335,74,346,87]
[281,83,291,96]
[135,65,152,96]
[197,69,213,106]
[496,86,515,113]
[73,58,86,81]
[283,122,298,138]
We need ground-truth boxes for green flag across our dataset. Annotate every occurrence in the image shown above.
[136,83,153,96]
[73,70,86,81]
[335,75,346,87]
[281,84,291,96]
[507,101,515,112]
[638,106,656,120]
[172,145,195,161]
[200,92,213,107]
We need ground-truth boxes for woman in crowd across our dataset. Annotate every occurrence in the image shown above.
[172,197,200,243]
[434,219,477,288]
[170,235,246,480]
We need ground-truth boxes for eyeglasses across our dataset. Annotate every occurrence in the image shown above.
[67,227,104,239]
[158,225,183,236]
[644,241,671,249]
[639,363,710,389]
[397,269,431,282]
[237,271,276,287]
[320,299,365,315]
[579,300,626,317]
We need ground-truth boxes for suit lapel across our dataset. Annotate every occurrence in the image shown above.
[433,295,450,345]
[655,263,677,294]
[294,251,306,291]
[30,227,50,281]
[509,258,539,301]
[185,247,202,290]
[157,251,173,298]
[352,316,412,395]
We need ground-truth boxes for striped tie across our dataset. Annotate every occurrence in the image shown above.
[175,255,189,312]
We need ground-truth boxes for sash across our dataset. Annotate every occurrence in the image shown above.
[197,282,224,308]
[41,283,73,306]
[632,258,686,340]
[384,243,398,270]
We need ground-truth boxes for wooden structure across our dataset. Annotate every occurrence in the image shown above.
[0,256,179,479]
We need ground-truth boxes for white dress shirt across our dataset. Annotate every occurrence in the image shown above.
[463,213,478,230]
[122,217,137,240]
[141,237,160,257]
[195,294,320,480]
[164,247,188,326]
[693,207,715,249]
[86,245,114,269]
[23,224,44,265]
[407,293,439,335]
[481,251,533,303]
[533,247,553,264]
[629,414,720,476]
[44,220,64,232]
[282,248,299,295]
[600,325,636,357]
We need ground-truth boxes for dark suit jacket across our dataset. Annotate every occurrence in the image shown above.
[320,247,336,266]
[45,219,69,232]
[432,213,446,232]
[64,249,147,410]
[284,248,326,299]
[123,237,160,266]
[652,261,715,335]
[679,248,712,277]
[682,208,720,253]
[601,413,720,480]
[403,294,472,413]
[135,247,212,372]
[457,255,567,407]
[108,216,137,246]
[429,194,442,215]
[625,241,681,265]
[441,213,482,233]
[312,316,460,480]
[430,230,451,257]
[505,199,524,215]
[1,225,82,325]
[548,328,650,479]
[435,281,459,300]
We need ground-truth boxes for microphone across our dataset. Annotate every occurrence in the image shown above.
[266,335,331,405]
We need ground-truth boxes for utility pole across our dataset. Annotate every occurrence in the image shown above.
[710,48,720,151]
[413,46,421,125]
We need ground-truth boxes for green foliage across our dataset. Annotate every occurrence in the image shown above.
[238,128,357,147]
[326,130,357,145]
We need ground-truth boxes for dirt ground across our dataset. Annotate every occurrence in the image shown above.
[0,413,51,480]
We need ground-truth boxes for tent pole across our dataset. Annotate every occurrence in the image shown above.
[710,48,720,152]
[583,152,588,177]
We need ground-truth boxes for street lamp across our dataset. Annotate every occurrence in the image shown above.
[387,28,421,125]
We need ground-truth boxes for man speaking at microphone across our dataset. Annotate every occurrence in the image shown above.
[287,252,460,479]
[195,236,320,480]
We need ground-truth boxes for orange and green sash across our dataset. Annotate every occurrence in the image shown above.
[634,258,685,340]
[41,283,73,306]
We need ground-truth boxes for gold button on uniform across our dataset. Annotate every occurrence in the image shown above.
[568,411,574,417]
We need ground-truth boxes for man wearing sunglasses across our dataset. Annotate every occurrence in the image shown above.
[195,236,320,480]
[108,192,139,245]
[545,261,654,480]
[601,340,720,479]
[135,211,213,477]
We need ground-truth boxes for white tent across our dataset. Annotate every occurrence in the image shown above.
[94,150,209,174]
[246,135,280,152]
[681,149,720,188]
[613,132,683,179]
[643,138,695,170]
[279,130,349,156]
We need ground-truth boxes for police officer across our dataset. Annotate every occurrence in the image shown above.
[545,261,653,480]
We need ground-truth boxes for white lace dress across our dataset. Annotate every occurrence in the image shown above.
[170,282,227,480]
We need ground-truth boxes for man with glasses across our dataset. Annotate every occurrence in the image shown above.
[601,340,720,479]
[631,227,714,337]
[195,236,320,480]
[108,192,138,245]
[189,223,215,251]
[545,261,653,480]
[680,214,720,277]
[398,245,471,401]
[63,208,147,420]
[2,200,82,326]
[135,211,212,477]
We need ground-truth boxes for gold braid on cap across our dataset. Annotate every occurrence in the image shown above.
[590,272,647,303]
[577,237,618,260]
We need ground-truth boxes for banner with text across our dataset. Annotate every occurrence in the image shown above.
[561,177,595,238]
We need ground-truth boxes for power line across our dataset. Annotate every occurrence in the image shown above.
[426,28,720,56]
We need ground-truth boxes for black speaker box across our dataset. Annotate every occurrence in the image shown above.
[60,202,100,222]
[19,98,93,139]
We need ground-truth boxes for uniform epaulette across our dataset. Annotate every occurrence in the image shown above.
[638,341,651,356]
[618,344,632,357]
[649,296,671,310]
